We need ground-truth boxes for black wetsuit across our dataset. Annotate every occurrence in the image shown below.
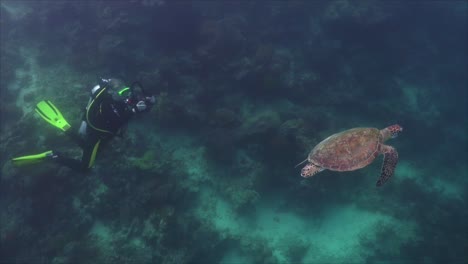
[55,86,134,172]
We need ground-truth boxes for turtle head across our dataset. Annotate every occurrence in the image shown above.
[383,124,403,140]
[301,163,323,178]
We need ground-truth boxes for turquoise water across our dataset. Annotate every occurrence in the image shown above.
[1,1,466,263]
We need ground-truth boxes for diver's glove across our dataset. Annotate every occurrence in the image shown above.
[147,95,156,104]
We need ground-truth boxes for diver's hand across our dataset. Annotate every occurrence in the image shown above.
[146,95,156,104]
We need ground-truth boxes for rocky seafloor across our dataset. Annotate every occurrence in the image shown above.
[0,1,467,263]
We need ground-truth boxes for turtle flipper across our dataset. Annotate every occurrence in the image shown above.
[376,145,398,187]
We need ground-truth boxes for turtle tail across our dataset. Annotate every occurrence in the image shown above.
[376,146,398,187]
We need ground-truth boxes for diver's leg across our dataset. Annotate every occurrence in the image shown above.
[51,133,101,172]
[52,152,89,172]
[52,137,101,172]
[79,134,103,170]
[64,129,86,148]
[52,129,105,172]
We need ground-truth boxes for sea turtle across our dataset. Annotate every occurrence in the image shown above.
[299,124,403,187]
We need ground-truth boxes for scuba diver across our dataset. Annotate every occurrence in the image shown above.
[12,78,156,172]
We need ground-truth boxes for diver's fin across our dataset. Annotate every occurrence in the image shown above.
[11,150,54,166]
[35,100,71,132]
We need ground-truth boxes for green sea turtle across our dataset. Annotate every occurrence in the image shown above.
[299,124,403,187]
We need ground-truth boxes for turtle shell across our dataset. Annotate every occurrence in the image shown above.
[308,128,382,171]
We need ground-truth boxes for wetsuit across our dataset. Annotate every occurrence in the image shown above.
[54,85,134,172]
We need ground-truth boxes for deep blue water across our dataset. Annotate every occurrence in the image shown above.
[1,1,467,263]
